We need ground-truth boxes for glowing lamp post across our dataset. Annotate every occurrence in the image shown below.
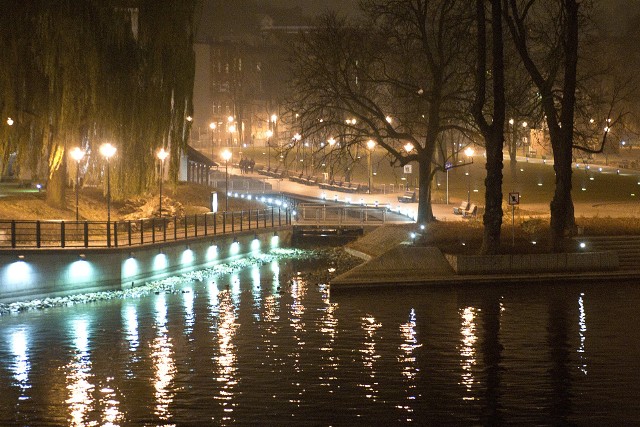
[157,148,169,217]
[367,139,376,194]
[209,122,216,159]
[221,149,232,211]
[266,129,273,169]
[70,147,85,222]
[464,147,475,204]
[99,143,117,224]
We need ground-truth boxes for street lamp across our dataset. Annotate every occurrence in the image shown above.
[464,147,474,204]
[70,147,85,222]
[367,139,376,194]
[293,133,302,172]
[209,122,216,159]
[99,143,117,223]
[521,121,528,156]
[221,149,232,211]
[157,148,168,217]
[266,129,273,169]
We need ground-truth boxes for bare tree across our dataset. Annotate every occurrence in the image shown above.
[504,0,581,251]
[473,0,506,254]
[285,1,474,223]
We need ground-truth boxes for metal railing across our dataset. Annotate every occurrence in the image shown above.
[296,203,386,225]
[0,208,290,249]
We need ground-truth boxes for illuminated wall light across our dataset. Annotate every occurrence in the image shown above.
[420,224,425,231]
[270,234,279,248]
[78,253,86,259]
[589,177,594,181]
[579,242,586,249]
[230,239,240,255]
[234,192,239,197]
[532,241,537,245]
[599,167,603,172]
[581,187,586,191]
[206,244,218,261]
[123,257,139,278]
[537,183,543,186]
[251,238,261,252]
[181,248,195,265]
[153,253,168,271]
[17,254,25,260]
[68,259,93,281]
[4,261,33,287]
[267,197,273,203]
[129,252,135,259]
[260,196,266,202]
[247,195,252,200]
[282,202,288,208]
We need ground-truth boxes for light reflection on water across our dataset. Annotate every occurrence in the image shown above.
[0,253,639,425]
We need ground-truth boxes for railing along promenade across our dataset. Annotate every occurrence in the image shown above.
[0,207,290,249]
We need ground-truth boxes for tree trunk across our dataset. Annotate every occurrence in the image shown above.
[417,157,435,223]
[550,134,575,252]
[482,128,504,254]
[46,155,67,210]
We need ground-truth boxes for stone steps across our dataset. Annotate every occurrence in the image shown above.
[575,236,640,270]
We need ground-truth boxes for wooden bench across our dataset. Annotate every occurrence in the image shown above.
[463,204,478,218]
[453,201,469,215]
[398,191,416,203]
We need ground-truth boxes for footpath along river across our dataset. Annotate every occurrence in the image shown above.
[0,246,639,425]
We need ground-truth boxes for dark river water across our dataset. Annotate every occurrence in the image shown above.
[0,248,639,426]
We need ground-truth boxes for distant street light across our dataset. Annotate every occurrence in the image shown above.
[464,147,474,204]
[367,139,376,194]
[70,147,86,222]
[221,149,232,211]
[7,117,13,126]
[157,148,169,217]
[404,142,414,153]
[99,143,117,224]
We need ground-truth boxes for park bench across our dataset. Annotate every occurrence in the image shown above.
[463,204,478,218]
[398,190,416,203]
[453,201,469,215]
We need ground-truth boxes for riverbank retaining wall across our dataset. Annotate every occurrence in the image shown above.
[0,228,292,303]
[446,250,619,274]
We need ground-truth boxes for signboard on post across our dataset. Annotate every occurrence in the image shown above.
[508,192,520,246]
[403,164,412,174]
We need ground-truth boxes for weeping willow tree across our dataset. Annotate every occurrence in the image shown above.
[0,0,196,208]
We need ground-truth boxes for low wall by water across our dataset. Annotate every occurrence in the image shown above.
[445,250,619,275]
[0,228,292,303]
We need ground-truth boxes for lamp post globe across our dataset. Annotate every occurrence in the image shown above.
[99,143,117,223]
[464,147,474,204]
[221,149,232,211]
[157,148,169,217]
[70,147,86,222]
[367,140,376,194]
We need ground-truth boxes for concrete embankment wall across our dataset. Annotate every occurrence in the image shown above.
[0,228,292,303]
[445,251,619,274]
